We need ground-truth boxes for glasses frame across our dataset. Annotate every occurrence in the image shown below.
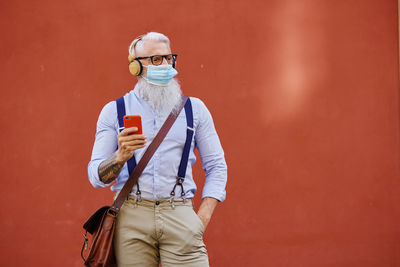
[135,54,178,65]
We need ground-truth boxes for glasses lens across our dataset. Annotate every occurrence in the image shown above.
[165,54,173,63]
[152,55,162,65]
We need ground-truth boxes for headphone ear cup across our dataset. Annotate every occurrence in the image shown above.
[128,59,143,76]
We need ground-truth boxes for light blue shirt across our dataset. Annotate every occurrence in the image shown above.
[88,89,227,202]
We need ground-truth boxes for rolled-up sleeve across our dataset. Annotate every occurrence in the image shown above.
[88,101,119,188]
[194,99,228,202]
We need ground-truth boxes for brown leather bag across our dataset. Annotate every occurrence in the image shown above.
[81,96,188,267]
[82,206,117,267]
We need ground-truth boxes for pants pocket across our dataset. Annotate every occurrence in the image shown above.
[190,207,205,234]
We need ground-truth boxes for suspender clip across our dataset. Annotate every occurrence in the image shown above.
[169,194,175,209]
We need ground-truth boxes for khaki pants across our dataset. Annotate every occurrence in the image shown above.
[114,197,209,267]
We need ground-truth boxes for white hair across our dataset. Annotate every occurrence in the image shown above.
[128,32,170,57]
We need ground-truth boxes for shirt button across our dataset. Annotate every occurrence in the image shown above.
[155,201,160,205]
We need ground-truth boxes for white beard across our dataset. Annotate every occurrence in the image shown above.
[135,78,182,114]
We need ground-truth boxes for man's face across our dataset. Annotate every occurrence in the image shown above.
[135,40,172,77]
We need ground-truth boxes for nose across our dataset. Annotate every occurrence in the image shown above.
[161,56,169,65]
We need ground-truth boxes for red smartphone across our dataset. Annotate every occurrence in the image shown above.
[123,115,142,134]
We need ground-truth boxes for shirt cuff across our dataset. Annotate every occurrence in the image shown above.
[88,159,113,188]
[202,189,226,202]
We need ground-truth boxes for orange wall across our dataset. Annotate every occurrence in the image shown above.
[0,0,399,266]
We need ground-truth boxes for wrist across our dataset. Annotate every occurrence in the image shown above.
[197,213,211,229]
[114,150,127,164]
[197,213,211,222]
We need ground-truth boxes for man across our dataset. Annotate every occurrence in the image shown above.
[88,32,227,266]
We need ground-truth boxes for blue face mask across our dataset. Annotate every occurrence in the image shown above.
[143,64,178,86]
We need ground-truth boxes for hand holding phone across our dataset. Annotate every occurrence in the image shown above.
[116,115,146,163]
[123,115,142,134]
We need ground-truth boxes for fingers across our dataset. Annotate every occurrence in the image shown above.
[118,132,147,151]
[120,139,147,148]
[118,137,147,150]
[116,128,148,162]
[119,127,146,140]
[121,127,139,135]
[118,129,146,140]
[119,134,147,143]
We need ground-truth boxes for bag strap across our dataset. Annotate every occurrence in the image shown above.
[116,97,137,173]
[110,95,189,214]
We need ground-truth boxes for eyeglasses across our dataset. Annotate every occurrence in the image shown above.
[135,54,177,65]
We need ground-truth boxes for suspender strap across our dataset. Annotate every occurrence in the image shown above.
[116,97,137,174]
[116,97,125,133]
[178,98,194,178]
[170,98,194,205]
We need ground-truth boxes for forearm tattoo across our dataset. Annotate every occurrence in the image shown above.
[98,154,123,184]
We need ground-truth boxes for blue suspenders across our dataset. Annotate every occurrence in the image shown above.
[116,96,194,203]
[116,97,137,173]
[116,97,141,200]
[170,99,193,205]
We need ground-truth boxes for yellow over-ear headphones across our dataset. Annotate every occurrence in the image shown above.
[128,36,144,76]
[128,35,177,76]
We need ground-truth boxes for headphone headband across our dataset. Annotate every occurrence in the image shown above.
[128,35,144,60]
